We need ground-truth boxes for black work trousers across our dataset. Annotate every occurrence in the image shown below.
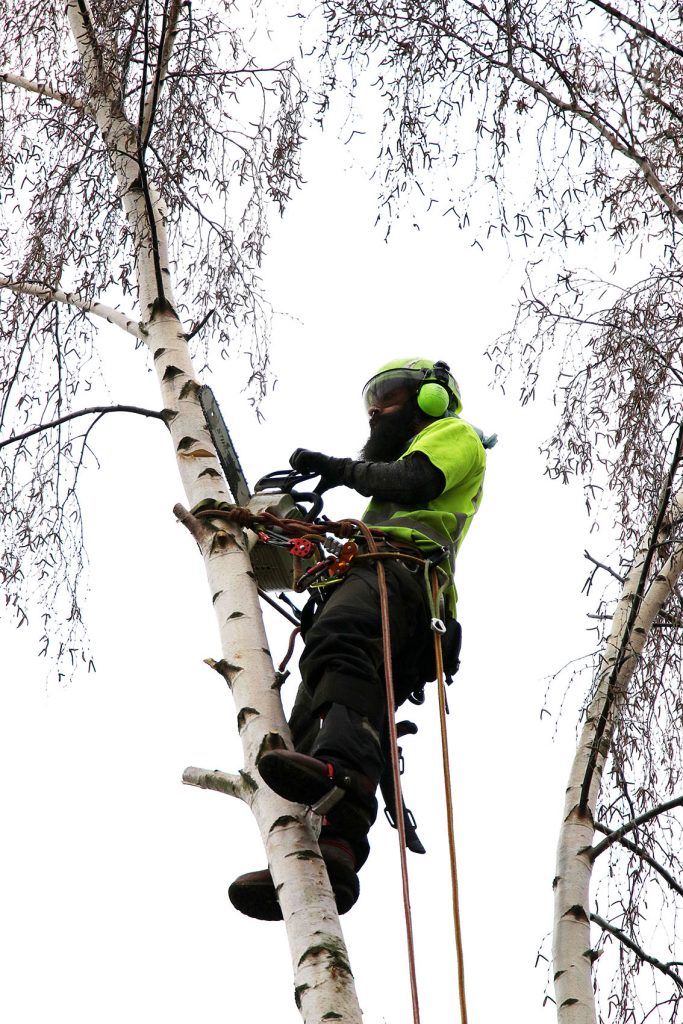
[297,560,432,729]
[287,560,432,865]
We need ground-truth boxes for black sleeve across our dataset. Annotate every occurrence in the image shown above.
[342,452,445,503]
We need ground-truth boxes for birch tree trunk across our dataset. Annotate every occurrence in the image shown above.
[59,5,364,1021]
[552,493,683,1023]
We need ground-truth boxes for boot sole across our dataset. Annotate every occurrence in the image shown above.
[229,863,359,921]
[258,754,371,838]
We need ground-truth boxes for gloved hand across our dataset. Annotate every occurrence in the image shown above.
[289,448,351,488]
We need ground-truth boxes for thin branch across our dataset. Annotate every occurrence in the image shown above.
[185,307,215,341]
[182,766,244,799]
[584,550,625,584]
[590,797,683,860]
[0,405,165,450]
[0,279,147,339]
[591,913,683,989]
[0,72,84,112]
[593,822,683,898]
[0,300,50,426]
[587,0,683,61]
[579,423,683,814]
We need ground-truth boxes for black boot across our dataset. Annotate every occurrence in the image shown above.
[260,703,383,836]
[257,749,377,838]
[228,837,359,921]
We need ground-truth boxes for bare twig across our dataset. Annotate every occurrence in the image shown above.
[591,796,683,860]
[185,307,216,341]
[0,405,165,450]
[587,0,683,61]
[593,822,683,897]
[591,913,683,989]
[584,550,625,585]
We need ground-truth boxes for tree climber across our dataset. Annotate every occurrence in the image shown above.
[229,358,490,920]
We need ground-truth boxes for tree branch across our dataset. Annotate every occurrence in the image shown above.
[590,796,683,860]
[0,405,165,450]
[185,307,215,341]
[584,549,625,584]
[587,0,683,61]
[0,278,147,339]
[593,822,683,898]
[591,913,683,989]
[0,72,84,112]
[141,0,183,146]
[173,502,214,545]
[182,766,244,799]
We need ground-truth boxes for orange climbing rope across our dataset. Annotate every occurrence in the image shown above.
[432,574,469,1024]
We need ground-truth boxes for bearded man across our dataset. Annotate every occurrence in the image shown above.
[229,358,490,920]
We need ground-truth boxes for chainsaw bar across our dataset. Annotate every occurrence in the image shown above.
[198,384,251,506]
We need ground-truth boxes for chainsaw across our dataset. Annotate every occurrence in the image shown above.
[199,385,326,591]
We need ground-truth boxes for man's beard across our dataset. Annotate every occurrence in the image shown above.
[360,402,420,462]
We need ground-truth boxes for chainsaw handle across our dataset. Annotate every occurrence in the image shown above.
[253,468,328,522]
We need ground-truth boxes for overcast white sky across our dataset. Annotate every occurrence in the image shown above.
[0,49,606,1024]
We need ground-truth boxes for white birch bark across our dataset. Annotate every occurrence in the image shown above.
[64,4,363,1020]
[552,494,683,1024]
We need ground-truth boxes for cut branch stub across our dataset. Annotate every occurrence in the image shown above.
[204,657,243,688]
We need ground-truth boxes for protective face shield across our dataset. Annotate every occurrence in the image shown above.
[362,358,462,418]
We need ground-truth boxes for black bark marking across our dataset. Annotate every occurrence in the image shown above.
[257,731,287,761]
[210,531,240,554]
[239,770,258,793]
[237,707,259,733]
[269,815,298,832]
[162,364,184,382]
[179,379,199,399]
[153,347,166,360]
[294,984,309,1011]
[199,467,221,478]
[565,904,588,921]
[212,591,223,604]
[298,938,351,977]
[176,436,197,451]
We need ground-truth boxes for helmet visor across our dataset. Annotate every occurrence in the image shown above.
[361,369,424,411]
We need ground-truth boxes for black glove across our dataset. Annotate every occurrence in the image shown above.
[289,448,351,488]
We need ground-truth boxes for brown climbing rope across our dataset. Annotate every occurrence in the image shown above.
[432,573,469,1024]
[350,519,422,1024]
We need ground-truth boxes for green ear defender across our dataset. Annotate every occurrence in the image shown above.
[417,381,451,417]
